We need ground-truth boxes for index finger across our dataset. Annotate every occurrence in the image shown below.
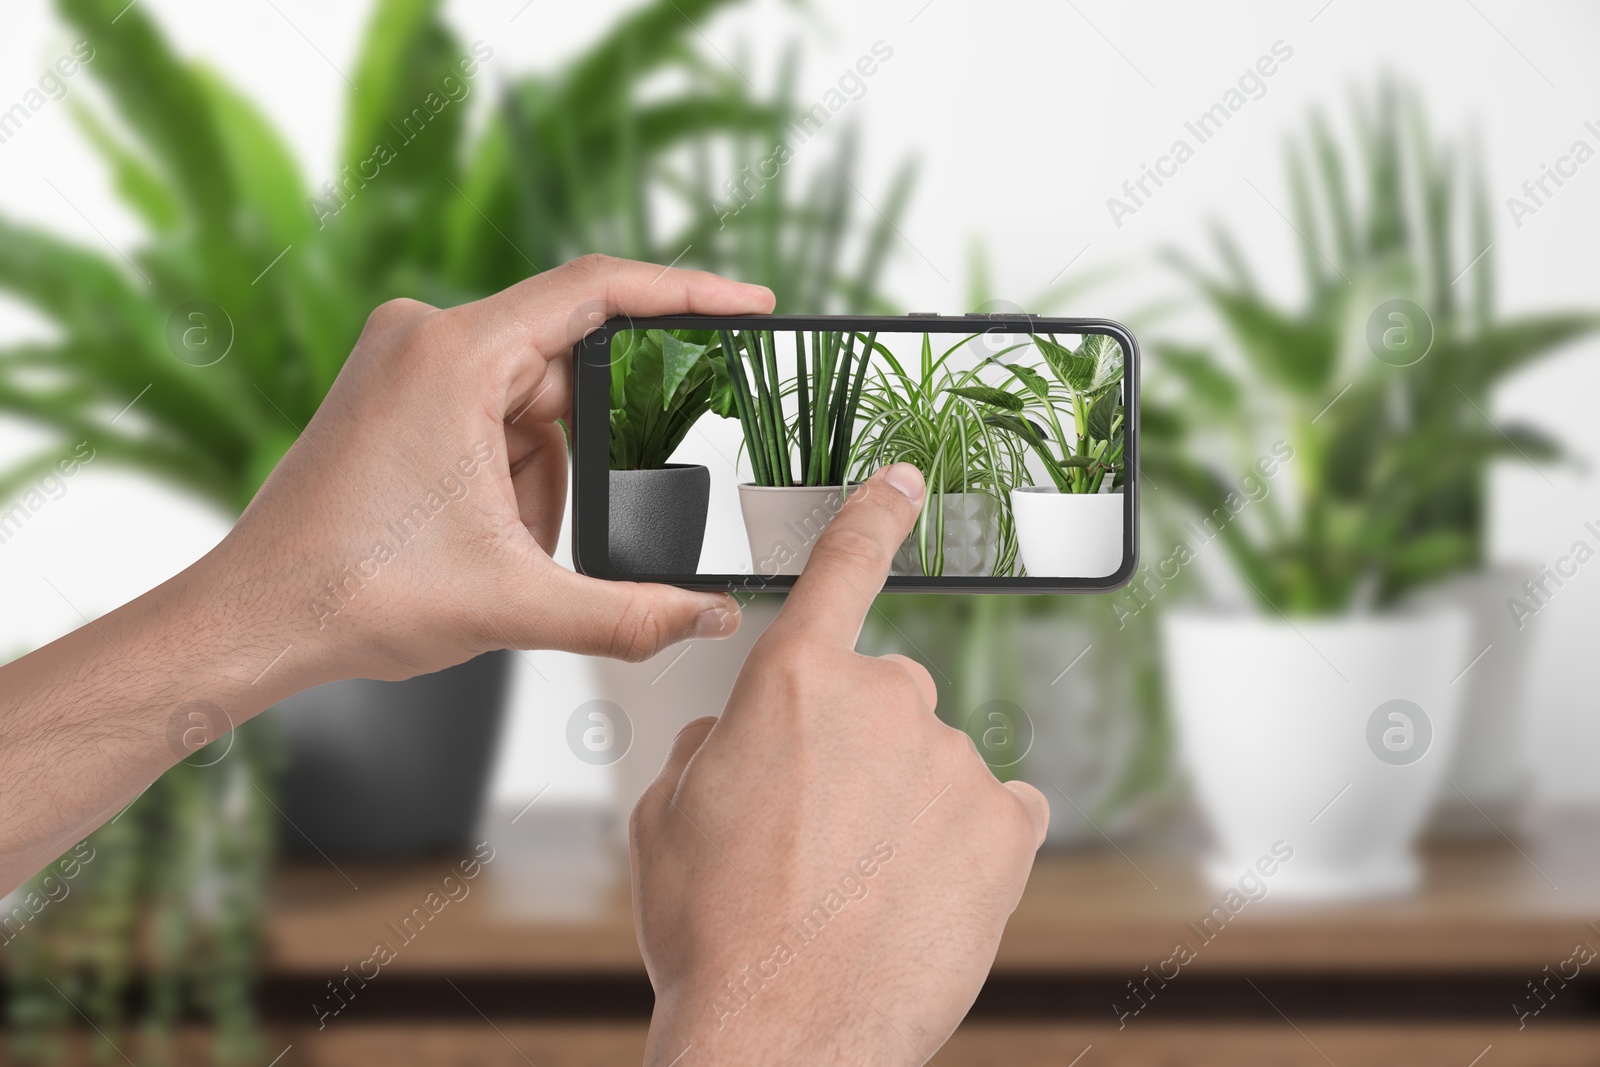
[465,254,775,423]
[479,253,775,359]
[767,464,926,649]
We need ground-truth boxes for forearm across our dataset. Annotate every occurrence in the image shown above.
[0,549,316,892]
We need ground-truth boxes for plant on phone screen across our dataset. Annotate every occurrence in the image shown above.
[956,334,1127,494]
[717,328,876,487]
[609,329,734,470]
[850,333,1029,575]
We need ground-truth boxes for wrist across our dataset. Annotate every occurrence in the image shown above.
[645,974,912,1067]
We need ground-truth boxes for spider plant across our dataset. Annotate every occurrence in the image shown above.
[1145,79,1600,614]
[956,333,1127,494]
[717,328,877,487]
[850,333,1029,576]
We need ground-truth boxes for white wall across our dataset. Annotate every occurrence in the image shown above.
[2,0,1597,803]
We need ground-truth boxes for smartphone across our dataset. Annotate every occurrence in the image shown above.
[572,313,1138,593]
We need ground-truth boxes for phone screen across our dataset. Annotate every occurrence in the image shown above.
[579,316,1137,592]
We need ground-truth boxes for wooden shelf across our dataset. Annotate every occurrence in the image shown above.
[266,808,1600,977]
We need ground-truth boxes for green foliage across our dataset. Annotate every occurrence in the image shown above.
[959,334,1127,494]
[1145,80,1600,614]
[609,329,733,470]
[850,333,1029,575]
[717,328,877,487]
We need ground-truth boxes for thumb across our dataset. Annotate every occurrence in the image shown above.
[524,567,741,661]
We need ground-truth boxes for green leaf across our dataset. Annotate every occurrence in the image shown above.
[947,385,1024,411]
[1034,335,1097,392]
[999,361,1051,400]
[68,100,181,233]
[1086,390,1119,442]
[661,331,708,409]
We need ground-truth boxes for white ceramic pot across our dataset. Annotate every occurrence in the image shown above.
[1164,608,1470,899]
[892,491,1002,577]
[1409,565,1535,838]
[1012,487,1123,578]
[737,484,851,576]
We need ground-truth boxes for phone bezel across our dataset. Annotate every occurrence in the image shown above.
[572,314,1139,593]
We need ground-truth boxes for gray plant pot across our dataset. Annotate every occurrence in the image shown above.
[267,651,511,859]
[609,464,710,574]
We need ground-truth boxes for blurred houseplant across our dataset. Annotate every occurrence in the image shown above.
[1,0,905,1055]
[1144,82,1599,894]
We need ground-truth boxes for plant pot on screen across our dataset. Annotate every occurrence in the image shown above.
[738,482,852,575]
[609,464,710,574]
[268,651,512,859]
[1164,609,1468,898]
[608,328,728,574]
[846,333,1032,578]
[719,327,875,575]
[892,491,1003,577]
[955,332,1127,579]
[1012,487,1124,579]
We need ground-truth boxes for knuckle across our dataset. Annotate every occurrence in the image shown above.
[627,795,651,845]
[565,252,619,277]
[752,640,833,700]
[365,296,431,334]
[607,592,671,662]
[813,525,884,576]
[877,659,930,708]
[673,716,719,747]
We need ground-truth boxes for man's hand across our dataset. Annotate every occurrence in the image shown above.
[0,255,773,891]
[216,254,772,683]
[631,463,1052,1066]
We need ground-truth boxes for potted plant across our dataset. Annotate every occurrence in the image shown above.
[1143,83,1598,895]
[719,327,876,575]
[607,328,732,573]
[850,332,1028,576]
[959,333,1127,578]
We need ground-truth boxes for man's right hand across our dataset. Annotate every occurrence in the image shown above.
[630,462,1051,1067]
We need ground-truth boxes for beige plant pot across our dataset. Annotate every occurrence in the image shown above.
[737,483,852,576]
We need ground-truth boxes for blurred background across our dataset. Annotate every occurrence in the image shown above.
[3,0,1600,1063]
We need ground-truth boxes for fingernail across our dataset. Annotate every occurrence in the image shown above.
[883,463,925,504]
[695,601,738,639]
